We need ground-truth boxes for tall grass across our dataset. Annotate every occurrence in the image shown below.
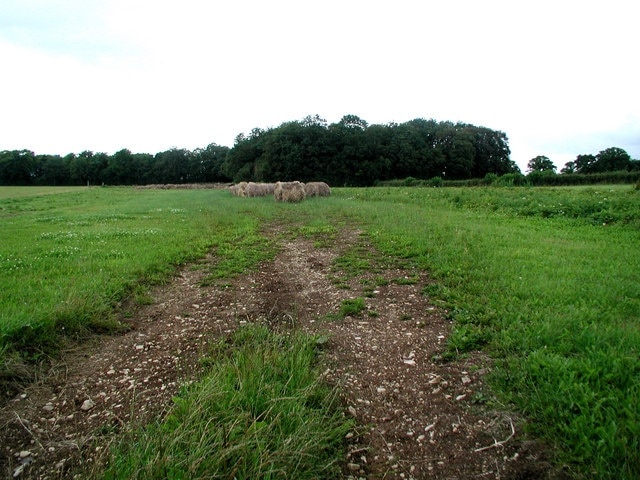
[335,186,640,479]
[102,324,352,480]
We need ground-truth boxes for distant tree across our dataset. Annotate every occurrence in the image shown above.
[437,125,475,179]
[594,147,631,172]
[69,150,98,185]
[39,154,68,185]
[527,155,556,173]
[103,148,142,185]
[192,143,230,182]
[468,126,515,177]
[0,150,37,185]
[300,114,328,128]
[561,161,576,174]
[338,114,368,130]
[573,154,597,174]
[153,148,192,183]
[223,129,265,182]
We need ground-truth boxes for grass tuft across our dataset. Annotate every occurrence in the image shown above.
[338,298,366,318]
[102,324,353,480]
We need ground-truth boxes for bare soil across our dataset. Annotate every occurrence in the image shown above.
[1,226,564,479]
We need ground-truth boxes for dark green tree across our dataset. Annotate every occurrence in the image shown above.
[527,155,556,173]
[102,148,137,185]
[192,143,230,182]
[594,147,631,172]
[152,148,191,183]
[573,154,597,174]
[561,161,576,174]
[468,126,515,177]
[0,150,37,185]
[39,154,68,185]
[223,129,266,182]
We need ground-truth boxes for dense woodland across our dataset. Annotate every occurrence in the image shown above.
[1,115,637,186]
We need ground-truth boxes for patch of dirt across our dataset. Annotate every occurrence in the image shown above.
[0,227,562,479]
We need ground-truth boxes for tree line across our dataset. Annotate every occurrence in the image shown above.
[0,115,518,186]
[2,114,636,187]
[224,115,519,185]
[0,144,230,186]
[527,147,639,175]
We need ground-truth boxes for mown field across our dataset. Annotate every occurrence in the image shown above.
[1,185,638,479]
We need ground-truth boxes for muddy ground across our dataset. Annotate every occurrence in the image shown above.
[0,226,564,479]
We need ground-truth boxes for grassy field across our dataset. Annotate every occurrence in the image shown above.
[1,185,639,479]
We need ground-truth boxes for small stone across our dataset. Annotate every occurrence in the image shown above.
[347,463,360,471]
[455,394,467,401]
[348,406,357,416]
[43,403,54,412]
[80,399,95,411]
[461,375,472,384]
[19,450,32,458]
[376,387,386,393]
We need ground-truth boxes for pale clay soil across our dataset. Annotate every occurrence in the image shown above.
[0,226,563,479]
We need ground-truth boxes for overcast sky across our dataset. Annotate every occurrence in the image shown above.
[1,0,638,172]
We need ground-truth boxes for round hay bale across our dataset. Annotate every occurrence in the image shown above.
[229,182,247,197]
[263,183,276,195]
[244,182,262,197]
[244,182,276,197]
[274,181,306,203]
[305,181,331,197]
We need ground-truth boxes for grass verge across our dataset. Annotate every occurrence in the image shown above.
[335,186,639,479]
[101,323,352,480]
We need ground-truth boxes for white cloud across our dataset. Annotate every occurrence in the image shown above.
[1,0,638,171]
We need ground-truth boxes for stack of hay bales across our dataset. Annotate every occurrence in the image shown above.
[230,180,331,203]
[274,181,306,203]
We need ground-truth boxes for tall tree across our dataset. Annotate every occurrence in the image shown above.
[594,147,631,172]
[527,155,556,173]
[573,154,597,174]
[0,150,38,185]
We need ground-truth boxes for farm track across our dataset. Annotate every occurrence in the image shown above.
[0,226,558,479]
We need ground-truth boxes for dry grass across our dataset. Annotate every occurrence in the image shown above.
[274,181,306,203]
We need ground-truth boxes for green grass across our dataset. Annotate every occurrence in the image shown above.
[337,186,640,479]
[2,185,639,479]
[0,186,86,199]
[0,187,277,360]
[338,297,366,318]
[102,324,352,480]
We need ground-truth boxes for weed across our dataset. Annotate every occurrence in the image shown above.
[338,298,366,318]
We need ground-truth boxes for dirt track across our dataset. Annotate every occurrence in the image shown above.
[1,227,558,479]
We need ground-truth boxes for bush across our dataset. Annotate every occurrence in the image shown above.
[493,173,527,187]
[429,176,444,188]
